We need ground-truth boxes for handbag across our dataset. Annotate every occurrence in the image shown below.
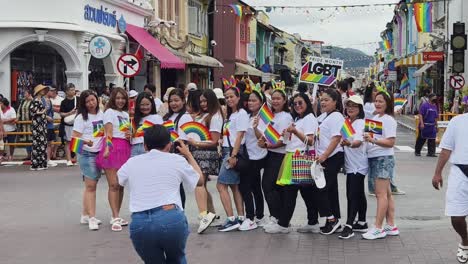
[64,97,77,125]
[291,137,316,185]
[311,161,326,188]
[225,127,249,172]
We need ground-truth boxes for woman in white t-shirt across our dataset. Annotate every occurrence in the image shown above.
[316,88,345,235]
[363,83,378,120]
[264,93,319,234]
[362,91,399,240]
[217,87,248,232]
[96,87,131,232]
[257,88,293,228]
[72,90,104,231]
[131,92,163,157]
[338,95,369,239]
[186,89,223,234]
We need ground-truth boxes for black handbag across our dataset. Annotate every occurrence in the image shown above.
[226,130,249,172]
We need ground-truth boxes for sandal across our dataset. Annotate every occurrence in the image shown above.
[119,218,128,226]
[110,218,122,232]
[458,244,468,263]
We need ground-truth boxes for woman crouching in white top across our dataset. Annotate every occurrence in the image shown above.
[72,90,104,230]
[338,95,369,239]
[117,125,202,264]
[362,91,399,240]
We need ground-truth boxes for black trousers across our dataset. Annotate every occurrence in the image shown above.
[240,158,266,220]
[262,151,285,219]
[415,130,436,155]
[345,173,367,226]
[314,152,344,219]
[279,185,318,227]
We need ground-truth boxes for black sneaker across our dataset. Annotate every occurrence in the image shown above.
[352,222,368,232]
[338,225,354,239]
[320,219,341,235]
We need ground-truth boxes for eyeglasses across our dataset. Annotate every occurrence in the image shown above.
[293,101,303,107]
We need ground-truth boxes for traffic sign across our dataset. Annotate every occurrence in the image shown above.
[449,75,465,90]
[117,54,141,78]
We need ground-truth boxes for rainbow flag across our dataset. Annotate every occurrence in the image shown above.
[170,130,179,142]
[400,74,410,91]
[364,119,383,135]
[340,119,356,139]
[414,3,433,33]
[134,120,155,137]
[384,39,392,50]
[180,121,212,141]
[264,124,281,144]
[106,136,113,149]
[223,121,230,137]
[229,4,243,18]
[163,120,175,131]
[69,137,85,154]
[394,98,407,107]
[258,104,274,124]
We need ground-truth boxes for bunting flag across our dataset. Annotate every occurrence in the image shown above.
[340,119,356,139]
[229,4,243,18]
[364,119,383,135]
[264,124,281,144]
[258,103,275,124]
[170,130,180,142]
[414,2,433,33]
[400,74,410,91]
[163,120,175,131]
[69,137,85,154]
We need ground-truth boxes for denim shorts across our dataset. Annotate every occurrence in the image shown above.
[77,150,101,181]
[131,143,146,157]
[218,147,240,185]
[368,156,394,180]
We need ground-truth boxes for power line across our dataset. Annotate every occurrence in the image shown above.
[246,0,445,9]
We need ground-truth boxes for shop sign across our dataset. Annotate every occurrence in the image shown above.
[300,56,343,86]
[388,70,397,81]
[89,36,112,59]
[423,52,444,62]
[84,5,118,28]
[118,15,127,33]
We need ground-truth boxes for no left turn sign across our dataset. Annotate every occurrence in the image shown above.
[117,54,141,78]
[449,75,465,90]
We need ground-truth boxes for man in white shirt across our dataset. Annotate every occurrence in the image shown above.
[48,85,63,160]
[0,98,17,160]
[432,113,468,263]
[117,125,201,263]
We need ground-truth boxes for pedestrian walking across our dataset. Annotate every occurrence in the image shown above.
[415,93,439,157]
[29,85,49,170]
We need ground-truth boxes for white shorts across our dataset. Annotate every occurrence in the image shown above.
[445,165,468,217]
[64,125,73,142]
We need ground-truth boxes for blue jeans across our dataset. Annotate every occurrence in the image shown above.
[367,156,398,193]
[131,143,146,157]
[130,205,189,264]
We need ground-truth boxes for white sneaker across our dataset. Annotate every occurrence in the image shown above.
[47,161,58,167]
[362,227,387,240]
[297,224,320,233]
[262,216,278,230]
[264,223,289,234]
[383,225,400,236]
[255,217,270,227]
[198,212,216,234]
[238,218,258,231]
[88,217,99,231]
[66,161,74,166]
[80,215,102,225]
[210,215,223,227]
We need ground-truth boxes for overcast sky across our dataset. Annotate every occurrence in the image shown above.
[243,0,397,55]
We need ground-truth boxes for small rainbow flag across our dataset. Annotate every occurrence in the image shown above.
[394,98,407,107]
[364,119,383,135]
[106,136,113,149]
[134,120,155,138]
[258,104,274,124]
[400,74,410,91]
[180,121,212,141]
[69,137,85,154]
[264,124,281,144]
[163,120,175,131]
[414,2,433,33]
[340,119,356,139]
[229,4,243,18]
[384,39,392,50]
[170,130,179,142]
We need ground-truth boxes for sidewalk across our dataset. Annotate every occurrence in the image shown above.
[395,114,417,132]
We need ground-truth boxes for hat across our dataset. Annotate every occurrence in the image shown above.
[346,95,364,105]
[49,86,57,91]
[213,88,224,99]
[128,90,138,98]
[187,82,198,91]
[34,84,49,96]
[163,87,176,102]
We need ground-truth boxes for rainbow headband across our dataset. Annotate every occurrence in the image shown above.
[180,121,212,141]
[271,80,286,95]
[222,76,240,94]
[252,83,264,100]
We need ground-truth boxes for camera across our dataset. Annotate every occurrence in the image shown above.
[210,40,217,46]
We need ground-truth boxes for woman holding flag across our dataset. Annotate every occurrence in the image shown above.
[257,88,293,229]
[362,91,399,240]
[72,90,104,231]
[131,92,163,157]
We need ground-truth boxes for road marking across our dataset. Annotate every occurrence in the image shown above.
[395,145,414,152]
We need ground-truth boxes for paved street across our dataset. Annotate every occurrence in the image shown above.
[0,126,461,264]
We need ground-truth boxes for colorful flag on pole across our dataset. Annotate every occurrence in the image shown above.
[264,123,281,144]
[69,137,85,154]
[134,120,155,137]
[394,98,407,107]
[364,119,383,135]
[170,131,179,142]
[414,2,433,33]
[258,104,274,124]
[400,74,410,91]
[340,119,356,139]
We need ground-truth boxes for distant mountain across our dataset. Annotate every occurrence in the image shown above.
[327,47,373,68]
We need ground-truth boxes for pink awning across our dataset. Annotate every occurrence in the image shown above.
[126,24,185,70]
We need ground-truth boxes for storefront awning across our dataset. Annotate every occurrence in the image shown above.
[126,24,185,69]
[395,53,424,67]
[235,62,263,77]
[189,54,223,68]
[413,62,436,77]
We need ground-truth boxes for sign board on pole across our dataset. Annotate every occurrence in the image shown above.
[449,75,465,90]
[423,51,444,62]
[300,56,343,86]
[117,54,141,78]
[89,36,112,59]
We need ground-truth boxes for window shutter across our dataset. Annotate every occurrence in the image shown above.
[188,6,197,34]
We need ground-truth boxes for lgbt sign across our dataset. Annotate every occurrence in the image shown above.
[300,56,343,86]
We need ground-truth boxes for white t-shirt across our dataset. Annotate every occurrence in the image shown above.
[1,107,17,132]
[317,111,345,157]
[245,116,268,160]
[440,114,468,165]
[50,96,64,120]
[103,109,130,139]
[118,149,199,212]
[286,113,318,153]
[343,119,368,175]
[364,102,376,120]
[192,112,223,141]
[169,113,193,141]
[366,114,397,158]
[73,112,104,152]
[222,109,249,147]
[132,114,164,145]
[267,111,293,154]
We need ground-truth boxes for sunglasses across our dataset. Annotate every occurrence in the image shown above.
[293,101,303,107]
